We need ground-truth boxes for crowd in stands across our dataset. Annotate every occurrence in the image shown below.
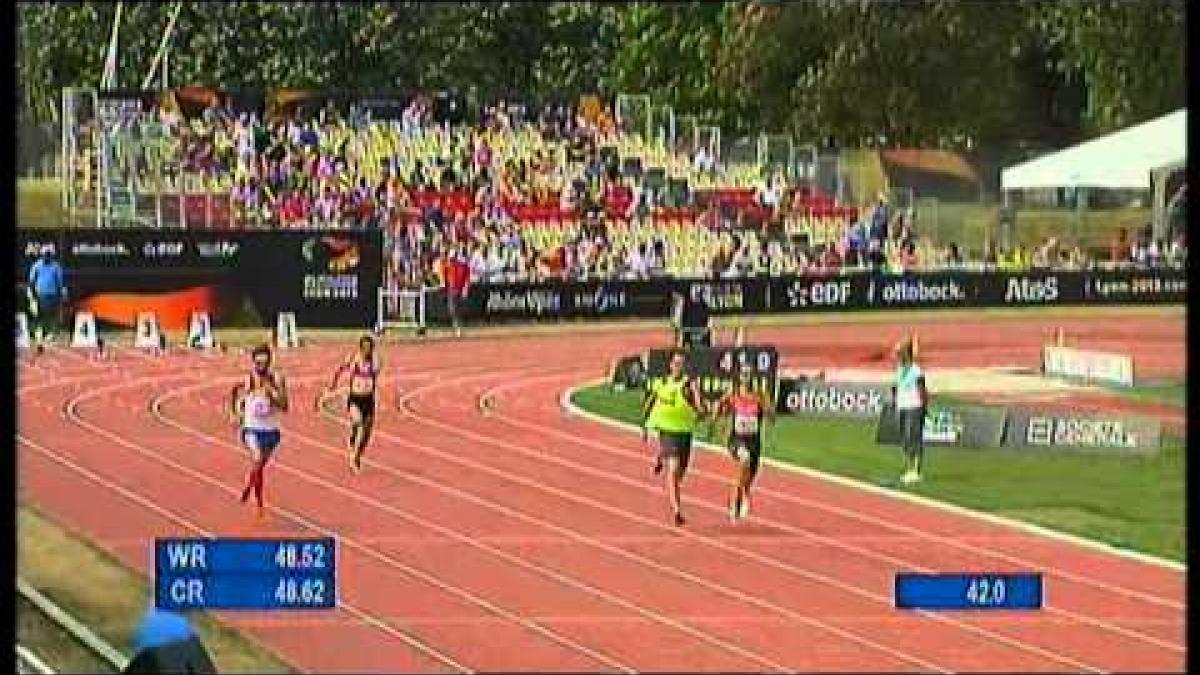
[91,93,1185,292]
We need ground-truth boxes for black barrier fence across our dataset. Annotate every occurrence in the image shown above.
[1004,410,1161,456]
[876,403,1010,449]
[17,229,383,329]
[874,403,1161,454]
[459,268,1185,323]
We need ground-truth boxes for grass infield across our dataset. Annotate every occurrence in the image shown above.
[570,385,1185,562]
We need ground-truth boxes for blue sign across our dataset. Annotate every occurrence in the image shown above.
[155,538,336,611]
[895,573,1043,610]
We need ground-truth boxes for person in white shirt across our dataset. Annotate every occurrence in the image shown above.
[891,339,928,484]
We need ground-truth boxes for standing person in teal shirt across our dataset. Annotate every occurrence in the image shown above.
[641,351,706,526]
[892,338,929,484]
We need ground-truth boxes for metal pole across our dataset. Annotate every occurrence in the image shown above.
[97,130,107,228]
[205,173,213,229]
[179,173,187,229]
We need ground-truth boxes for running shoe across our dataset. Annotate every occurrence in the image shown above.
[900,469,921,484]
[673,512,686,527]
[653,458,663,475]
[739,493,752,519]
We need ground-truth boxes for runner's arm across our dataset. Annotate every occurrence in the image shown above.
[639,387,656,428]
[229,379,246,421]
[328,355,352,390]
[271,372,290,412]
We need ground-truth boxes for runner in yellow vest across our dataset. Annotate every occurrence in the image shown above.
[641,351,706,526]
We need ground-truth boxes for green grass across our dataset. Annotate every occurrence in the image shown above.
[571,385,1185,562]
[1106,381,1187,408]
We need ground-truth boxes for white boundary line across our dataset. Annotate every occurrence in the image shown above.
[16,577,128,671]
[561,379,1186,572]
[16,644,56,675]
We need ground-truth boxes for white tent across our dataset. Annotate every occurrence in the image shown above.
[1001,109,1186,191]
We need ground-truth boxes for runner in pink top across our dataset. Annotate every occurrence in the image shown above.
[714,369,775,522]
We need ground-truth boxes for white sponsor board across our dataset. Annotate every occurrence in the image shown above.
[16,312,31,350]
[276,312,300,349]
[134,312,161,350]
[188,311,215,349]
[1041,345,1134,387]
[72,312,99,349]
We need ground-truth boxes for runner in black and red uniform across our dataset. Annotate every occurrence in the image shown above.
[324,335,382,473]
[713,369,774,522]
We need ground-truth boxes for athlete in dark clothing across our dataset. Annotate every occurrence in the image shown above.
[714,369,774,522]
[325,335,382,472]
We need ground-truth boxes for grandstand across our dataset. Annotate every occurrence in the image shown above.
[58,86,1186,299]
[61,88,892,284]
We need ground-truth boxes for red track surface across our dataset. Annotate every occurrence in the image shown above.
[18,312,1186,672]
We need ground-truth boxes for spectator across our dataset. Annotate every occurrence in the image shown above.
[123,608,215,674]
[440,244,470,337]
[944,242,964,268]
[1110,228,1130,264]
[869,194,891,243]
[28,245,66,352]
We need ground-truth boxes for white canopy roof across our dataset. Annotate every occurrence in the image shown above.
[1001,109,1186,191]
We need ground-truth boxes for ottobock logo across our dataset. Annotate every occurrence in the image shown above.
[873,279,965,305]
[1005,276,1059,304]
[485,289,563,315]
[786,280,852,308]
[1024,416,1138,448]
[783,385,883,415]
[72,241,131,257]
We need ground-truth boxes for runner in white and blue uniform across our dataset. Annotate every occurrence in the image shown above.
[229,344,289,520]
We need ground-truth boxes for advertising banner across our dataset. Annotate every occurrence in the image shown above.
[1003,411,1162,455]
[876,403,1009,448]
[16,229,383,329]
[776,378,890,418]
[459,268,1185,323]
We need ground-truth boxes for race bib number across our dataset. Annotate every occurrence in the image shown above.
[733,414,759,435]
[251,398,272,416]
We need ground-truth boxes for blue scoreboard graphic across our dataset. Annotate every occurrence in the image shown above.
[155,538,337,611]
[895,573,1043,610]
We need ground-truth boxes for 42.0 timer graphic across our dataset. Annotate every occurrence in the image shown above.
[895,573,1043,610]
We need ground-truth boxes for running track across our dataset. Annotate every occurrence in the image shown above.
[17,312,1186,672]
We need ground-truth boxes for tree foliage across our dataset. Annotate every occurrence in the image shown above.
[17,1,1186,148]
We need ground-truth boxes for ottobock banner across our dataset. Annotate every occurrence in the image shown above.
[458,267,1185,322]
[16,229,383,329]
[1041,345,1135,387]
[1003,411,1162,455]
[776,378,890,418]
[876,403,1009,448]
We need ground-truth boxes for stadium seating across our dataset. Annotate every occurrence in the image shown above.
[82,95,895,283]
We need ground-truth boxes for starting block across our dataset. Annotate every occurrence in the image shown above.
[134,311,162,351]
[72,312,99,349]
[275,312,300,349]
[188,311,215,349]
[16,312,31,351]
